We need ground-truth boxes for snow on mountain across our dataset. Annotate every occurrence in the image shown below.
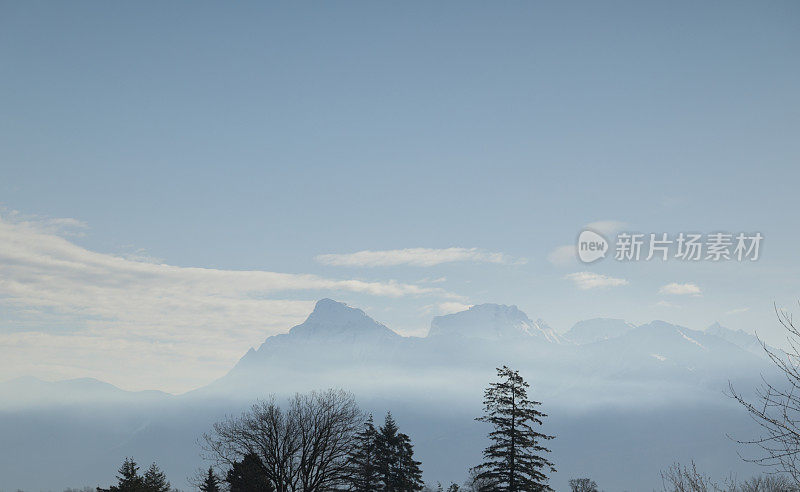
[283,298,400,342]
[427,303,565,343]
[1,300,779,492]
[705,322,771,359]
[564,318,636,344]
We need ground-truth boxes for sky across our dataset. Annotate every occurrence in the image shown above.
[1,1,799,393]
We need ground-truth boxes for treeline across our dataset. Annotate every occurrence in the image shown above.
[93,366,559,492]
[87,359,800,492]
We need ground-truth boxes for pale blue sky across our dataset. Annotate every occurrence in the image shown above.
[1,1,799,391]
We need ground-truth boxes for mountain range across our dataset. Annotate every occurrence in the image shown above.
[0,299,778,491]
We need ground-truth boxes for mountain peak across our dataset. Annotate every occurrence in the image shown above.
[427,303,564,343]
[564,318,636,344]
[287,299,399,340]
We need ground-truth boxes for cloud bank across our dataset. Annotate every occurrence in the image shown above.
[659,282,702,296]
[316,247,527,267]
[565,271,629,290]
[0,213,454,392]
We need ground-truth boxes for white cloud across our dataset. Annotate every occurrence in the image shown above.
[547,245,576,266]
[565,271,629,290]
[655,300,679,308]
[659,282,702,296]
[315,247,527,267]
[725,307,750,315]
[586,220,626,236]
[436,302,473,314]
[0,213,457,392]
[547,220,625,266]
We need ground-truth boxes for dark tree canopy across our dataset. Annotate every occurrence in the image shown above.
[376,412,425,492]
[199,466,221,492]
[97,458,171,492]
[226,453,274,492]
[347,414,381,492]
[142,463,170,492]
[568,477,599,492]
[472,366,556,492]
[203,389,362,492]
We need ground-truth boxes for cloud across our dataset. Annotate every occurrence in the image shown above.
[547,219,625,266]
[436,302,473,314]
[315,247,527,267]
[585,220,626,236]
[547,245,576,266]
[565,271,629,290]
[655,300,680,308]
[725,307,750,315]
[659,282,702,296]
[0,212,456,392]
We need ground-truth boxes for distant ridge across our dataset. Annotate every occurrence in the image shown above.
[427,303,564,343]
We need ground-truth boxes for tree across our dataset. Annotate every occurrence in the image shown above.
[142,463,170,492]
[730,307,800,484]
[226,453,274,492]
[569,478,599,492]
[203,389,362,492]
[97,457,145,492]
[472,366,556,492]
[462,469,495,492]
[199,467,221,492]
[347,415,381,492]
[375,412,424,492]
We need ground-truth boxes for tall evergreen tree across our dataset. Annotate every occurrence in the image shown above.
[142,463,171,492]
[347,414,381,492]
[472,366,556,492]
[226,453,274,492]
[394,432,424,491]
[376,412,424,492]
[199,467,221,492]
[97,457,145,492]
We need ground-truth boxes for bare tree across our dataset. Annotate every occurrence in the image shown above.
[730,306,800,484]
[568,477,599,492]
[292,390,362,491]
[736,475,799,492]
[201,389,362,492]
[660,461,723,492]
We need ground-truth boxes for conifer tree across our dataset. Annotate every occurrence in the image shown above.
[472,366,556,492]
[143,463,171,492]
[199,467,221,492]
[347,414,381,492]
[226,453,274,492]
[376,412,424,492]
[97,457,144,492]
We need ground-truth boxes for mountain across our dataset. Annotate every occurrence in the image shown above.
[564,318,636,344]
[0,376,170,409]
[283,298,400,342]
[705,322,771,359]
[427,303,565,343]
[0,300,779,492]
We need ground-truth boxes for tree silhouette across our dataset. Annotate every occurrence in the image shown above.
[730,307,800,485]
[203,389,360,492]
[199,466,221,492]
[225,453,274,492]
[376,412,424,492]
[568,478,599,492]
[472,366,556,492]
[97,457,145,491]
[347,414,381,492]
[142,463,170,492]
[98,458,173,492]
